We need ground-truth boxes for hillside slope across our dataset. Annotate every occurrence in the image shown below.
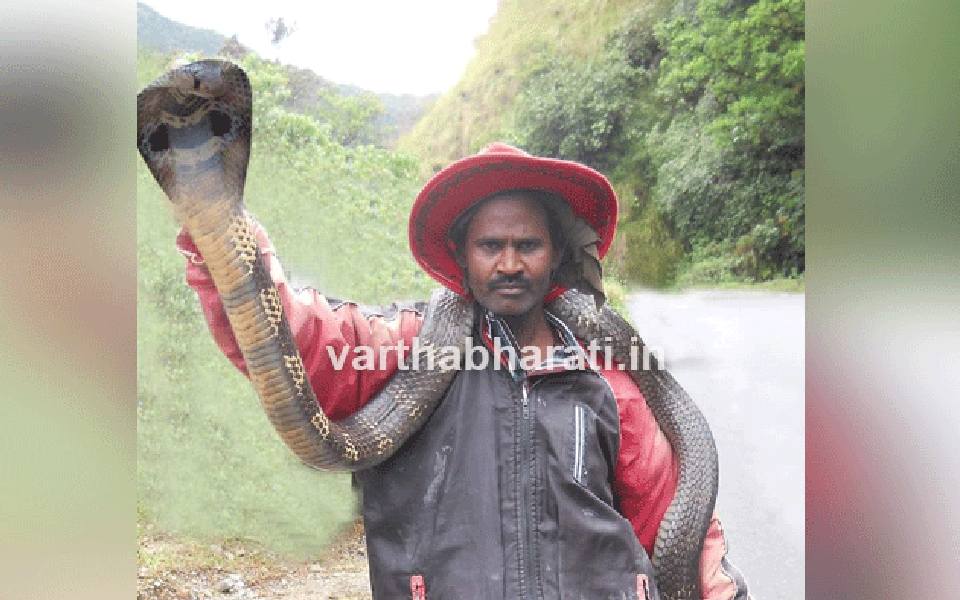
[138,2,225,56]
[137,2,435,147]
[398,0,672,174]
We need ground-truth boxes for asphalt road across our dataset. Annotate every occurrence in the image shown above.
[627,290,804,600]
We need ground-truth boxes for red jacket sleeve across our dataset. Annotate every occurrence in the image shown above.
[603,367,750,600]
[176,224,422,420]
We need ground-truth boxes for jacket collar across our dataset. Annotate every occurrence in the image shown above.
[480,309,591,381]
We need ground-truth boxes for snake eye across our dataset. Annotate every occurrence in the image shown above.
[147,124,169,153]
[208,110,232,137]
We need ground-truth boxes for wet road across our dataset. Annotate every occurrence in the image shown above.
[627,290,804,600]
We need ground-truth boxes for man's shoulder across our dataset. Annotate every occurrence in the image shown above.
[596,366,644,403]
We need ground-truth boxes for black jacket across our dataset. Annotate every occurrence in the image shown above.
[356,314,660,600]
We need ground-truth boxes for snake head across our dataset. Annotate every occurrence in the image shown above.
[137,59,252,206]
[167,59,234,99]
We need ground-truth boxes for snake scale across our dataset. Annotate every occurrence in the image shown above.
[137,59,718,600]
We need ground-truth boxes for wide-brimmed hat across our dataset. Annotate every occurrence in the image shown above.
[408,143,618,300]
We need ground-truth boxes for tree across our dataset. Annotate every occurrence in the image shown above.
[652,0,805,275]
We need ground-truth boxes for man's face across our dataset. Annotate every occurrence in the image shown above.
[460,194,560,317]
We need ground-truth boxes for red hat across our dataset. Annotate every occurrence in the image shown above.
[408,143,618,295]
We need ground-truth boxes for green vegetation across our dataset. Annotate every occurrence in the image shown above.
[281,64,387,147]
[401,0,804,289]
[400,0,654,174]
[651,0,804,283]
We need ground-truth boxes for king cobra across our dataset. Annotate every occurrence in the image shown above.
[138,59,718,600]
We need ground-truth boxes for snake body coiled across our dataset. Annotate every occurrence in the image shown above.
[138,59,717,599]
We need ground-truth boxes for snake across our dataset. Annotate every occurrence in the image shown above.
[137,59,718,600]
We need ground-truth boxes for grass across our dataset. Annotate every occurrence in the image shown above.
[670,274,805,293]
[137,509,371,599]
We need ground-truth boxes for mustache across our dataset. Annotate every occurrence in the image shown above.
[487,276,530,291]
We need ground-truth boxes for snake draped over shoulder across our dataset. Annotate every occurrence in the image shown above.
[138,60,718,600]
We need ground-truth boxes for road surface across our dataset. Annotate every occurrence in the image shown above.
[627,289,804,600]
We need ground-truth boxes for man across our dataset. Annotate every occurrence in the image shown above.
[176,143,750,599]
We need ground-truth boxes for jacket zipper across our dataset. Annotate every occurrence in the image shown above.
[516,378,541,599]
[574,404,586,484]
